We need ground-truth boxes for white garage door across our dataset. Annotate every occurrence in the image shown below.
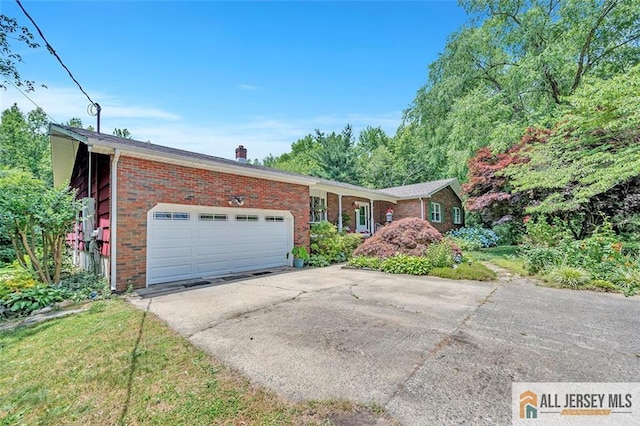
[146,205,293,285]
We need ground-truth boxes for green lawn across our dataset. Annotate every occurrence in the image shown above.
[466,246,529,276]
[0,299,380,425]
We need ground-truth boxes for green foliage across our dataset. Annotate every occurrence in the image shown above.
[0,105,52,185]
[309,222,363,265]
[379,254,432,275]
[291,246,309,261]
[1,284,66,316]
[585,279,620,293]
[307,254,331,267]
[506,65,640,221]
[521,246,563,275]
[491,222,524,246]
[0,15,40,91]
[57,270,110,302]
[347,256,383,270]
[0,170,81,284]
[424,242,455,268]
[0,267,38,300]
[430,263,497,282]
[547,266,591,290]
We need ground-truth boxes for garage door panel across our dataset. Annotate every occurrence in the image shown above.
[148,208,291,285]
[149,246,193,260]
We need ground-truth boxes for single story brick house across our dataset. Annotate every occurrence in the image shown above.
[50,124,464,291]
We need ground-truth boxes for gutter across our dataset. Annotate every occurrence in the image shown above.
[110,149,121,291]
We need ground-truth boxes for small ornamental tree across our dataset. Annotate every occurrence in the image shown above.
[0,170,81,284]
[463,128,550,226]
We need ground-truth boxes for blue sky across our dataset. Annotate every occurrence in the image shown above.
[1,1,467,161]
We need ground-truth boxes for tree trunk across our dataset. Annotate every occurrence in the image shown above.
[18,226,48,283]
[10,234,27,269]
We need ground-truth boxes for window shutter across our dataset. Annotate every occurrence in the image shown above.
[441,205,444,223]
[428,202,433,222]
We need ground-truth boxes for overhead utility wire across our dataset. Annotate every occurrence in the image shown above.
[7,79,59,124]
[14,0,100,116]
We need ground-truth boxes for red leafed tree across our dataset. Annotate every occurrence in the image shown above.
[463,128,550,225]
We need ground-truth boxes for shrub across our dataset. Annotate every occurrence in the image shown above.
[430,263,497,281]
[347,256,383,270]
[521,246,563,274]
[547,266,591,289]
[492,221,525,245]
[447,227,499,249]
[353,218,444,258]
[310,222,363,264]
[307,254,331,267]
[425,241,455,268]
[1,284,68,317]
[613,266,640,297]
[0,268,38,300]
[379,254,432,275]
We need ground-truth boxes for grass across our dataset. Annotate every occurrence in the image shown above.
[430,263,497,281]
[0,299,379,425]
[466,245,527,276]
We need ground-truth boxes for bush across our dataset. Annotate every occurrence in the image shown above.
[425,241,455,268]
[0,268,38,300]
[521,246,563,274]
[447,227,499,249]
[379,254,432,275]
[310,222,363,264]
[547,266,591,289]
[307,254,331,267]
[492,221,525,245]
[1,284,67,316]
[347,256,383,270]
[430,263,497,281]
[353,218,445,258]
[614,266,640,297]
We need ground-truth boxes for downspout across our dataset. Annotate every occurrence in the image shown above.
[419,197,425,220]
[338,195,343,232]
[110,149,121,291]
[87,145,93,198]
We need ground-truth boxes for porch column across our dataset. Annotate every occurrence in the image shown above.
[338,194,343,232]
[370,199,374,235]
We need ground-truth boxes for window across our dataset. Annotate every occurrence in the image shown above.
[310,196,326,223]
[235,214,259,222]
[154,212,190,220]
[430,202,442,223]
[453,207,462,225]
[265,216,284,222]
[154,212,172,220]
[199,213,228,221]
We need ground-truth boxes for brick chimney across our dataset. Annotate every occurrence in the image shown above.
[235,145,247,164]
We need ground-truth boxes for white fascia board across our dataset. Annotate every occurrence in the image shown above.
[85,141,319,186]
[312,183,398,203]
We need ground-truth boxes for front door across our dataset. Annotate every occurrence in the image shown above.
[356,205,370,234]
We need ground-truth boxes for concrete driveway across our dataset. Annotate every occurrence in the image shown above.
[129,266,640,425]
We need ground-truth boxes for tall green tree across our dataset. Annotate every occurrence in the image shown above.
[262,134,320,175]
[312,125,359,184]
[0,104,52,185]
[402,0,640,180]
[113,128,133,139]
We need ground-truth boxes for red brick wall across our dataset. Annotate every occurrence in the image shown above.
[325,194,374,230]
[386,188,464,234]
[427,187,465,234]
[115,156,310,290]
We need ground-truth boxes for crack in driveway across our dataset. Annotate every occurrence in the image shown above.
[382,282,503,409]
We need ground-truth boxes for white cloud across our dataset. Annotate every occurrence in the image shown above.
[1,84,402,161]
[238,84,257,91]
[0,85,180,123]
